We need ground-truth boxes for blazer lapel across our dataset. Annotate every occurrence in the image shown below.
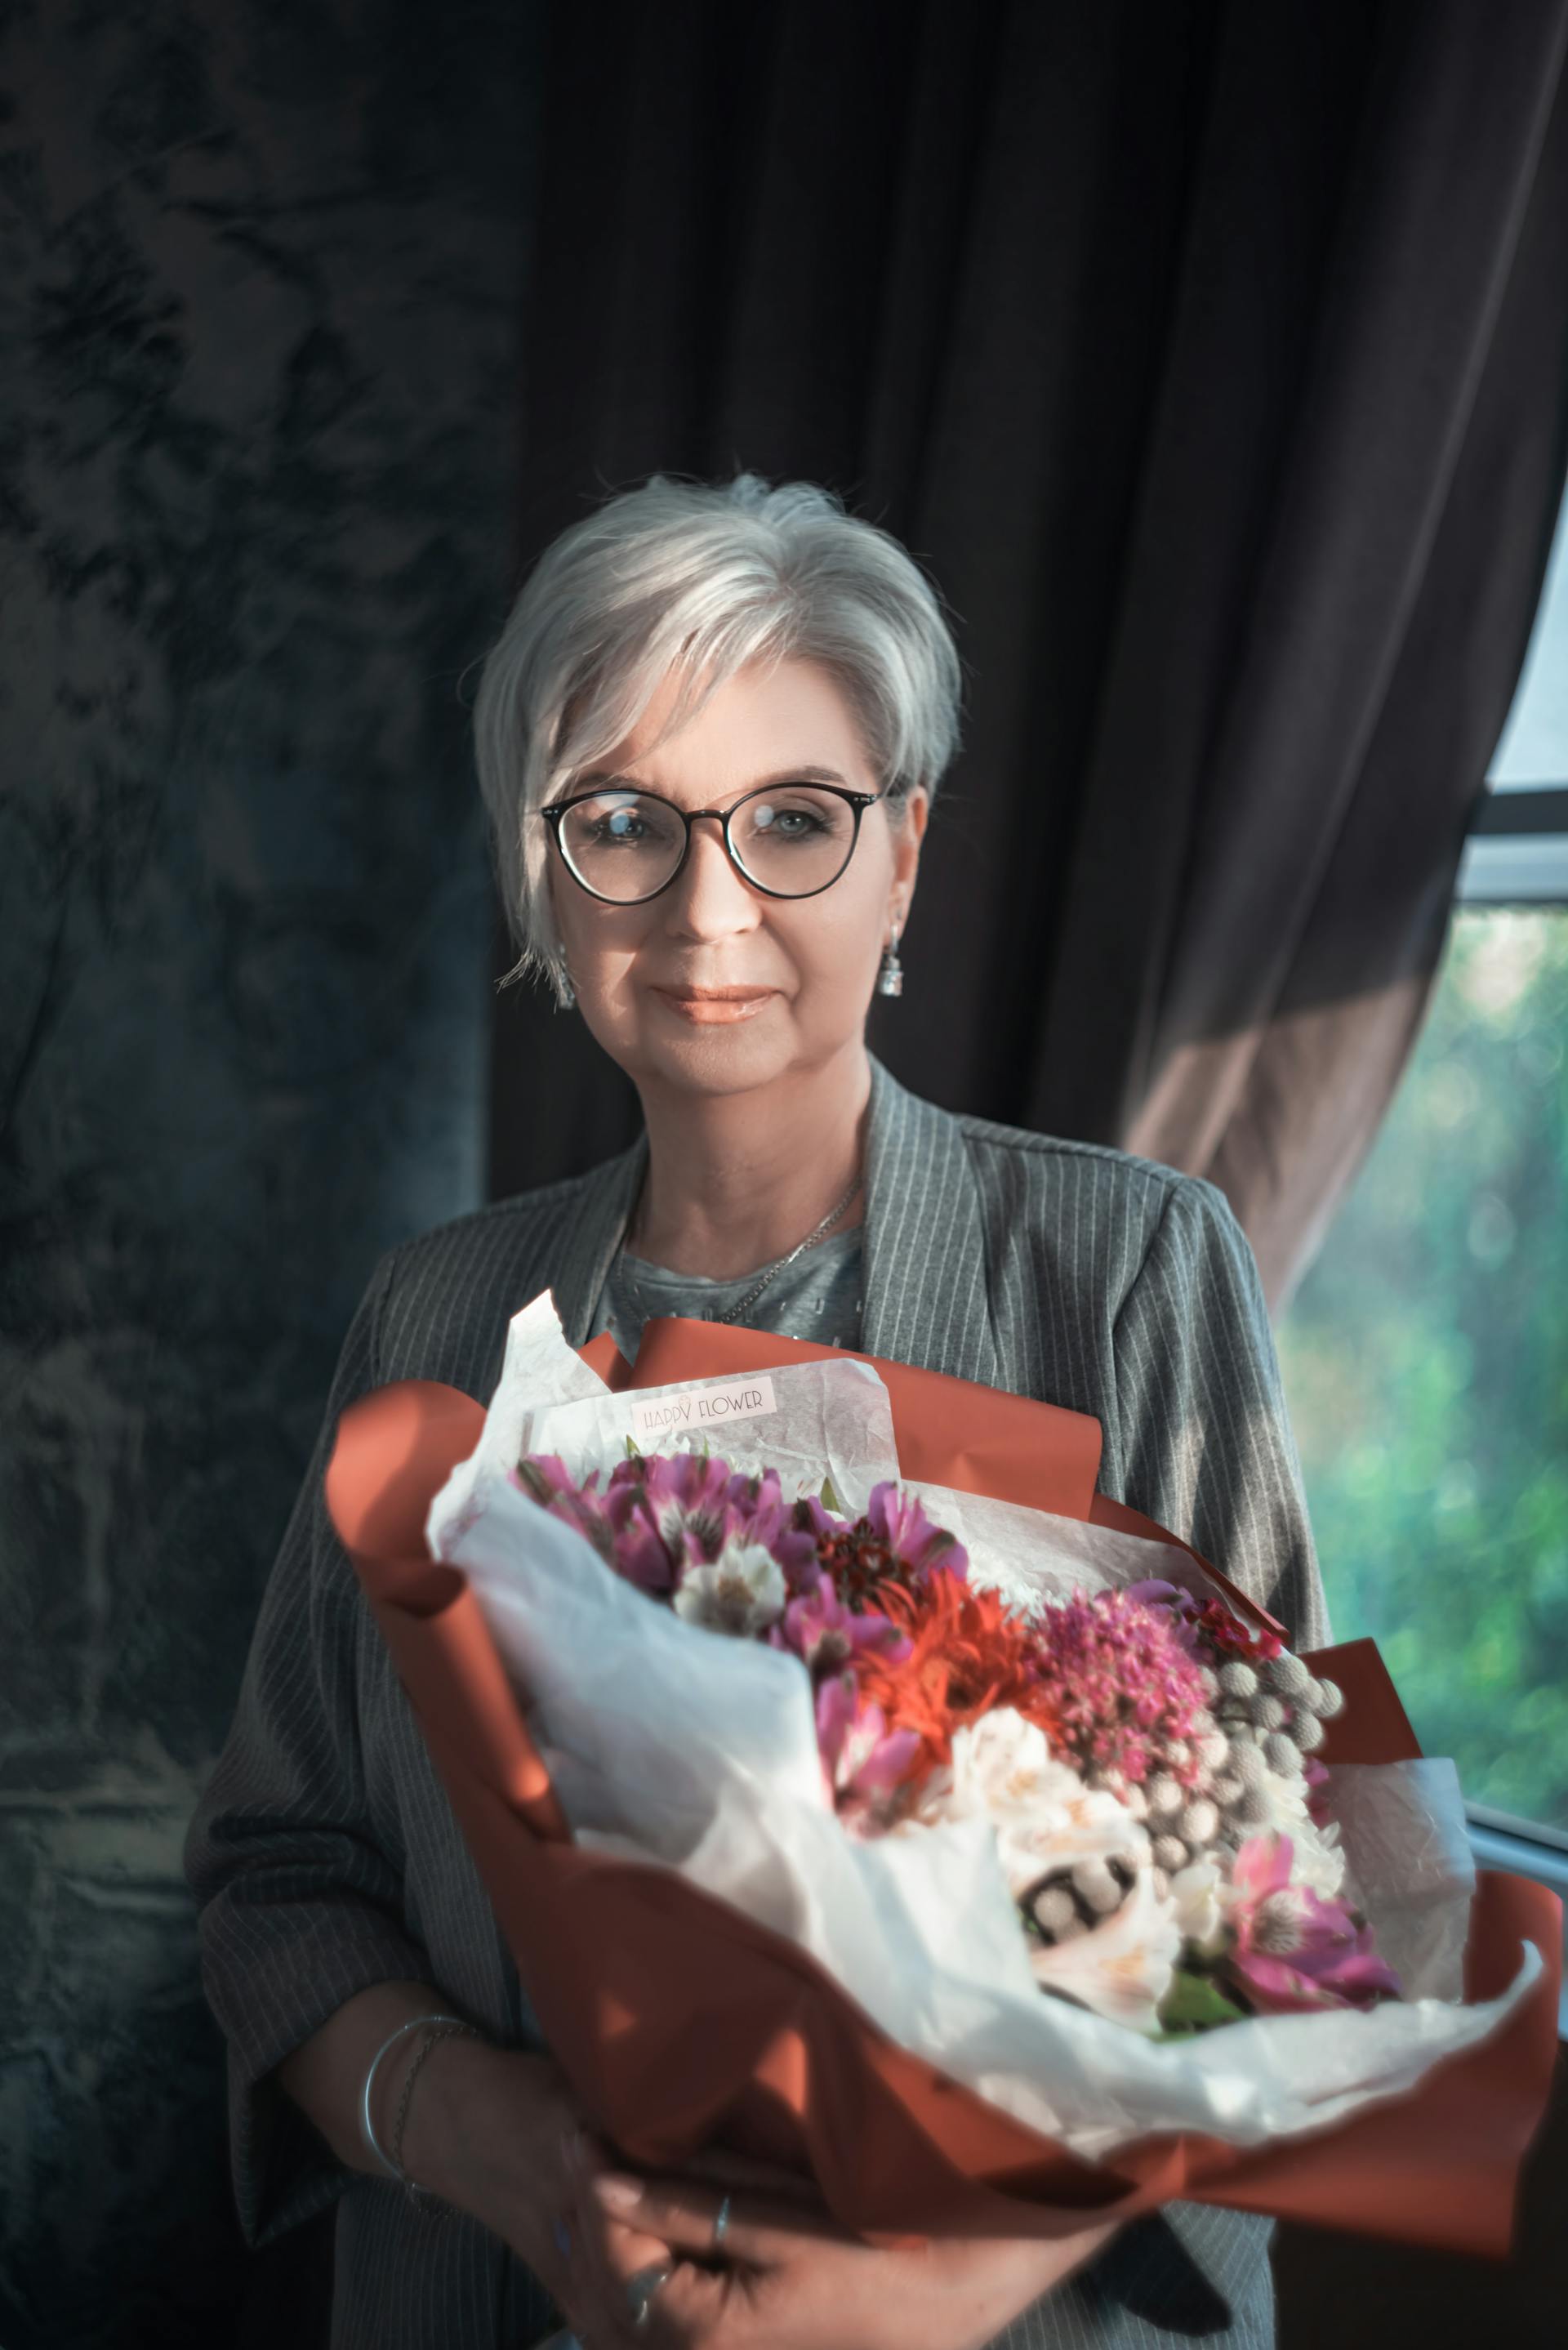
[550,1130,648,1346]
[861,1055,1001,1387]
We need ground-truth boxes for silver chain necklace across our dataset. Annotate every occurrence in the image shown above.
[624,1166,863,1328]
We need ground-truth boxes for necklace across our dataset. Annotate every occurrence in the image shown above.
[623,1165,864,1329]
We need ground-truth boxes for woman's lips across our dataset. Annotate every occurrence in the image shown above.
[653,987,778,1025]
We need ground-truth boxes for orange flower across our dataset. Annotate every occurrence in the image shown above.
[856,1570,1060,1773]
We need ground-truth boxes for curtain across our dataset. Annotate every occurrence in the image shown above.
[488,0,1568,1310]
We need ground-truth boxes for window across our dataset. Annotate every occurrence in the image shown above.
[1276,484,1568,1882]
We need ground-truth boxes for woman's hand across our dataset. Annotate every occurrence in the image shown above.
[564,2153,1119,2350]
[400,2041,671,2335]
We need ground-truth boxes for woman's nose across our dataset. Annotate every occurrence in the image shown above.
[664,817,760,939]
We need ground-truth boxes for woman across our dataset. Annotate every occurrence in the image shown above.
[186,472,1331,2350]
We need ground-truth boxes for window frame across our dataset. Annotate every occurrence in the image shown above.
[1450,780,1568,2023]
[1456,784,1568,903]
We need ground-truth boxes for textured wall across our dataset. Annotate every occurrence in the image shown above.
[0,7,537,2342]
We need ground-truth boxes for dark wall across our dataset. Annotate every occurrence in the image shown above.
[0,7,539,2342]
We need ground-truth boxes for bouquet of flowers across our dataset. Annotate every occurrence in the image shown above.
[327,1295,1561,2254]
[514,1440,1394,2041]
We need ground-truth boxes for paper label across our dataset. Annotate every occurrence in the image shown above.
[629,1374,778,1444]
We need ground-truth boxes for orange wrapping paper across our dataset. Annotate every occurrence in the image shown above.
[326,1318,1561,2259]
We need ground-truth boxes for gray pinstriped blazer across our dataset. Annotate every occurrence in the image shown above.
[185,1054,1331,2350]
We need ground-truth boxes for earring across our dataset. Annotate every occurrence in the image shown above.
[550,950,577,1010]
[875,920,904,999]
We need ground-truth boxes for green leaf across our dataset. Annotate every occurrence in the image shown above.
[819,1470,844,1515]
[1156,1969,1247,2037]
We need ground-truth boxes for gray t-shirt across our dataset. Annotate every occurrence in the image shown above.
[595,1225,864,1361]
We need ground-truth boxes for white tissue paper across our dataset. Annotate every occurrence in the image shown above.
[528,1354,901,1518]
[428,1291,1540,2163]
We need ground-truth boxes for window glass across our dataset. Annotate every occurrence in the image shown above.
[1276,908,1568,1834]
[1488,486,1568,787]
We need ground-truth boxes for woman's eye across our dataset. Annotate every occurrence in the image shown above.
[752,802,827,837]
[589,810,648,843]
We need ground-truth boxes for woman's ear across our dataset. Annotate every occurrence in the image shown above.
[891,787,929,916]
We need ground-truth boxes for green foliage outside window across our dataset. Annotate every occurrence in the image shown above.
[1277,908,1568,1834]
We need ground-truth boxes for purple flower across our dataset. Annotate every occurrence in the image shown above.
[582,1451,819,1598]
[1122,1578,1187,1609]
[773,1572,912,1678]
[814,1670,924,1823]
[510,1456,620,1567]
[864,1482,969,1581]
[1225,1835,1401,2014]
[1120,1578,1214,1661]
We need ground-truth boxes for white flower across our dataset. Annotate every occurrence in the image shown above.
[1255,1759,1309,1833]
[1168,1858,1227,1959]
[913,1709,1148,1894]
[1259,1798,1348,1904]
[1028,1865,1182,2035]
[1236,1763,1349,1902]
[671,1541,786,1638]
[1294,1817,1348,1901]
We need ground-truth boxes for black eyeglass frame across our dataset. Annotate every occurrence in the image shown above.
[539,780,889,905]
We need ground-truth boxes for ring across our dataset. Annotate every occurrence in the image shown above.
[625,2263,672,2330]
[711,2194,732,2253]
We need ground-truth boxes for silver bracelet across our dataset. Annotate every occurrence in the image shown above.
[360,2012,470,2182]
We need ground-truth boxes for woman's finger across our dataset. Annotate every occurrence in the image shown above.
[591,2171,849,2266]
[560,2142,676,2348]
[574,2224,732,2350]
[564,2223,671,2350]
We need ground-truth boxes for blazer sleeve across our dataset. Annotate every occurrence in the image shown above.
[1074,1174,1325,2340]
[183,1249,435,2246]
[1109,1173,1333,1655]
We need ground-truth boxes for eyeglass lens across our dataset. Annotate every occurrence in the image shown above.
[555,787,861,903]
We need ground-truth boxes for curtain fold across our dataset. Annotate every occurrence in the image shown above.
[490,0,1568,1310]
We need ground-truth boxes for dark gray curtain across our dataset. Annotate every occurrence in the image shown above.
[489,0,1568,1310]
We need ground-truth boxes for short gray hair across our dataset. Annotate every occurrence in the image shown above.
[470,470,964,989]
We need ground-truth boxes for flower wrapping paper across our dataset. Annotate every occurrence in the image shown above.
[326,1295,1563,2256]
[430,1296,1532,2152]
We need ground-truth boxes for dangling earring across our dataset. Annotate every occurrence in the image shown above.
[876,919,904,998]
[551,950,577,1010]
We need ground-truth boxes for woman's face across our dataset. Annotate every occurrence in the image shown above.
[546,655,927,1099]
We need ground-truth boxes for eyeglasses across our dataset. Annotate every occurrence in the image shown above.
[540,779,886,906]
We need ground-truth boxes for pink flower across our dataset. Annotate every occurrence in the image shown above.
[1027,1588,1214,1789]
[520,1450,821,1599]
[772,1572,911,1678]
[803,1479,969,1612]
[865,1482,968,1579]
[1302,1755,1334,1829]
[510,1456,621,1567]
[814,1671,924,1825]
[1224,1835,1401,2014]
